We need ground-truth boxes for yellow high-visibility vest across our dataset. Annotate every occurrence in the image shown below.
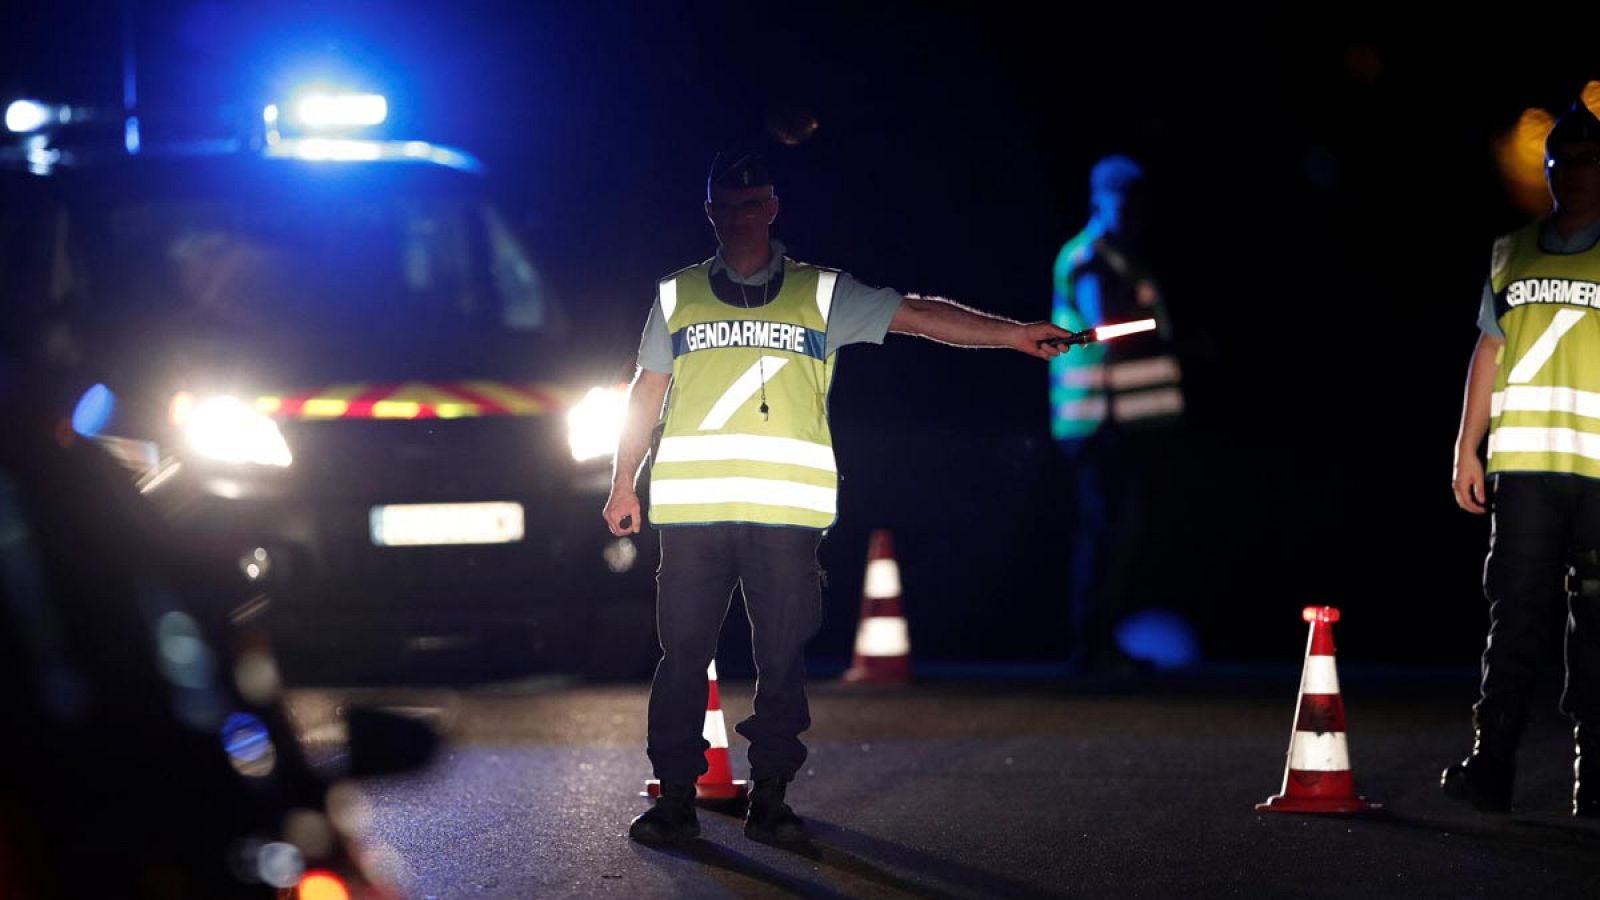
[1487,223,1600,479]
[649,258,840,528]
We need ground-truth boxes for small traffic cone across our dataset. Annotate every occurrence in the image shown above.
[842,529,912,685]
[1257,606,1380,814]
[644,661,749,803]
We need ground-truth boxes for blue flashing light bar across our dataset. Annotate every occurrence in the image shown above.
[292,92,387,129]
[263,137,483,173]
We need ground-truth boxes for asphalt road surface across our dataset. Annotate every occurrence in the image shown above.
[285,667,1600,898]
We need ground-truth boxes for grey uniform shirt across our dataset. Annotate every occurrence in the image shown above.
[636,240,902,373]
[1478,218,1600,337]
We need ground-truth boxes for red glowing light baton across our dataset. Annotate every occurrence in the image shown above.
[1044,317,1157,348]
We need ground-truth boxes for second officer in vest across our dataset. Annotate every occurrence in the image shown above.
[1050,155,1186,675]
[604,152,1073,844]
[1445,100,1600,817]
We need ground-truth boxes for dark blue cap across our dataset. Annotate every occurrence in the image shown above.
[707,151,774,198]
[1548,99,1600,151]
[1090,155,1144,195]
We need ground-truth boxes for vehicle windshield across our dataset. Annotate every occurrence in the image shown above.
[99,192,551,338]
[4,162,558,348]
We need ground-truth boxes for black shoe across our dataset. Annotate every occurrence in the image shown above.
[1441,751,1514,814]
[630,783,700,843]
[744,779,807,844]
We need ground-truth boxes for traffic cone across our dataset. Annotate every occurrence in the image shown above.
[1257,606,1381,814]
[842,529,912,685]
[644,661,749,803]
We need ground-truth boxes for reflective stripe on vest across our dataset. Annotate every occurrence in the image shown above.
[1054,356,1180,391]
[1113,386,1184,422]
[1488,427,1600,464]
[1491,385,1600,420]
[649,259,839,527]
[1107,356,1181,391]
[1050,353,1184,435]
[655,433,837,471]
[1487,223,1600,479]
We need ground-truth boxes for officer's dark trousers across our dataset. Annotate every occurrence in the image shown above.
[1477,473,1600,738]
[646,525,824,783]
[1062,424,1180,664]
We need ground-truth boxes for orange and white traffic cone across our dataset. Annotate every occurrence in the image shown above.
[1257,606,1380,814]
[841,529,912,685]
[645,661,749,803]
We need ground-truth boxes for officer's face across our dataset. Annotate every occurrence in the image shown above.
[1092,183,1149,241]
[706,185,778,248]
[1546,141,1600,216]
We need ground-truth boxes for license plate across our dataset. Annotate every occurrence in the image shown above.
[369,502,525,547]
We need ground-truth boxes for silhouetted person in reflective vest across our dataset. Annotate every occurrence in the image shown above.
[1050,155,1186,676]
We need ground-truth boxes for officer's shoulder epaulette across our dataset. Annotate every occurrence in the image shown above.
[1489,234,1514,282]
[785,256,838,274]
[1489,224,1544,284]
[660,258,715,284]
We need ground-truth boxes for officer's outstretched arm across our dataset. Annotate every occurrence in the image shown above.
[889,293,1071,359]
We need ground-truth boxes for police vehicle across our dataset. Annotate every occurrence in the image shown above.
[1,92,656,679]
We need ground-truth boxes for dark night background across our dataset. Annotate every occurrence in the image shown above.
[5,2,1600,670]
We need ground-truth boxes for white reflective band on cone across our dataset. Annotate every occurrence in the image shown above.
[1288,731,1351,772]
[854,616,910,657]
[864,559,902,599]
[656,434,836,471]
[703,709,729,748]
[651,477,837,514]
[1489,427,1600,462]
[1491,385,1600,420]
[1299,656,1340,695]
[703,661,727,747]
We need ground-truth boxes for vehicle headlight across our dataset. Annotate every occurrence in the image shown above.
[5,99,55,134]
[566,386,628,463]
[172,394,293,467]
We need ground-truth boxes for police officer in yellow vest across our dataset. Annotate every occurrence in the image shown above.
[604,152,1073,844]
[1445,100,1600,817]
[1050,155,1184,675]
